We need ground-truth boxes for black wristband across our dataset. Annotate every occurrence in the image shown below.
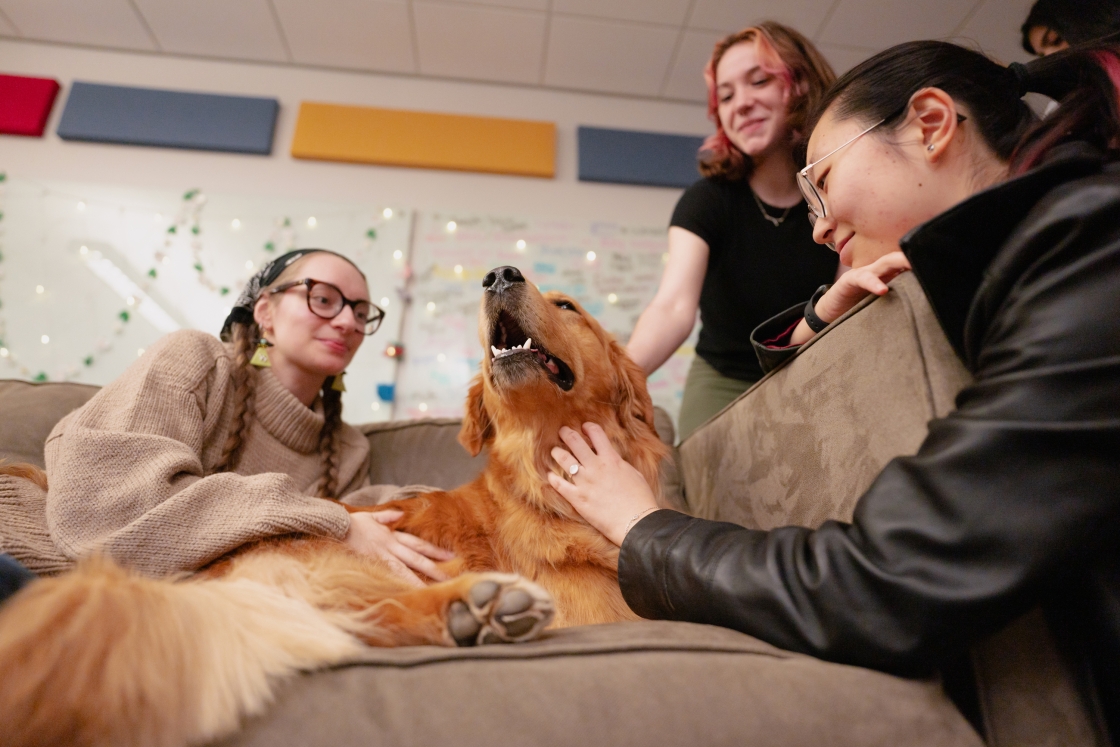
[804,284,832,333]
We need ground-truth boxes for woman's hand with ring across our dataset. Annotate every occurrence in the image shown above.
[548,423,660,546]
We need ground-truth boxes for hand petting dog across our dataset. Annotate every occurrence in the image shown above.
[344,510,455,586]
[549,423,662,546]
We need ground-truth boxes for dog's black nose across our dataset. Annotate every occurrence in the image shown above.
[482,266,525,293]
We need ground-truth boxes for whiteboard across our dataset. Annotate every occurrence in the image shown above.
[395,212,695,429]
[0,176,410,421]
[0,177,693,431]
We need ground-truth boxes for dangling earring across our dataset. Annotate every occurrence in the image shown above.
[331,372,347,392]
[250,338,273,367]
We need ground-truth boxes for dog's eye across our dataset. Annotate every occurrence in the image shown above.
[553,300,577,311]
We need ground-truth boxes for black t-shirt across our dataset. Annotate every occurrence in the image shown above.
[670,176,839,381]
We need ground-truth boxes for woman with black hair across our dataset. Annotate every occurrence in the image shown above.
[549,41,1120,739]
[1022,0,1120,55]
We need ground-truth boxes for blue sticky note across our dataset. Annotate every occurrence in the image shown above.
[578,126,704,189]
[57,82,278,155]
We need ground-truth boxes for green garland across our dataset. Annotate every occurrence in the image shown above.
[0,171,134,381]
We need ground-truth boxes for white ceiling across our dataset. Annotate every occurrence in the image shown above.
[0,0,1037,103]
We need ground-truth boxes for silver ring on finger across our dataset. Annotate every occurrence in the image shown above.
[569,463,580,477]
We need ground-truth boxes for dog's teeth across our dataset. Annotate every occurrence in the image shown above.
[523,338,532,350]
[491,345,500,358]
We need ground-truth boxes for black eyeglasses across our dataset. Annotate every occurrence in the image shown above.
[270,278,385,335]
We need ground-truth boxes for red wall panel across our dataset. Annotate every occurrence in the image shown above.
[0,74,62,137]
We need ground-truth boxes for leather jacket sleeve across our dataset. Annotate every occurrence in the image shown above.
[749,303,804,374]
[619,177,1120,677]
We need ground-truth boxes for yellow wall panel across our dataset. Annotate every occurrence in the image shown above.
[290,102,555,178]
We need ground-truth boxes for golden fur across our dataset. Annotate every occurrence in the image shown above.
[0,268,668,746]
[363,270,670,625]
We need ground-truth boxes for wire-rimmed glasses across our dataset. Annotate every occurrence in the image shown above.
[796,118,886,227]
[270,278,385,335]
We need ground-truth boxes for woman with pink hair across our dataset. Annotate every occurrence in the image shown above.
[627,22,839,439]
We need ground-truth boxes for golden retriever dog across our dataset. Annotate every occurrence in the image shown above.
[0,265,669,747]
[359,264,670,627]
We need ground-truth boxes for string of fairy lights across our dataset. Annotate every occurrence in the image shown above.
[0,179,394,383]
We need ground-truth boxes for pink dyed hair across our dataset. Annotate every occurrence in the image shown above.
[698,22,836,181]
[1011,47,1120,174]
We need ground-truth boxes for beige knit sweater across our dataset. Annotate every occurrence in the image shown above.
[7,329,373,577]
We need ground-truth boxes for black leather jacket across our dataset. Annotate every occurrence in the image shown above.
[619,144,1120,740]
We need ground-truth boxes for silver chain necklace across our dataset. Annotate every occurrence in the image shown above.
[751,189,792,227]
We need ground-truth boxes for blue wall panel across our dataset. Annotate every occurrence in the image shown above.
[577,126,704,189]
[57,82,278,155]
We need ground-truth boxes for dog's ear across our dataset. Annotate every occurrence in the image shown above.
[458,374,494,456]
[609,339,656,432]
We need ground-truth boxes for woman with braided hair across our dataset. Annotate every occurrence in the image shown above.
[12,249,451,586]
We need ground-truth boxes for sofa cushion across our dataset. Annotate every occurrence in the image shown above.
[0,380,100,468]
[360,417,489,490]
[213,621,982,747]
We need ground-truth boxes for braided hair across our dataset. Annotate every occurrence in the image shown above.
[212,319,260,474]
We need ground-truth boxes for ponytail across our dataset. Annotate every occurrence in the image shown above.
[1010,45,1120,173]
[808,40,1120,176]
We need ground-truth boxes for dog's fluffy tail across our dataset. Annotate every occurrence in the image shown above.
[0,462,48,491]
[0,556,365,747]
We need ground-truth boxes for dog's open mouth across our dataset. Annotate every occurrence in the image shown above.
[489,310,574,391]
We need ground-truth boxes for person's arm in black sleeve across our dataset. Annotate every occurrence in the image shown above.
[619,210,1120,677]
[749,303,805,374]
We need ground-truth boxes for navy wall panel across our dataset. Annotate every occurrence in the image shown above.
[577,126,704,189]
[57,82,278,155]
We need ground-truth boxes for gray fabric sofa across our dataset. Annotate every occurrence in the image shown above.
[1,274,1067,745]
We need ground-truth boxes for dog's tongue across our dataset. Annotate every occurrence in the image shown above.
[534,350,560,375]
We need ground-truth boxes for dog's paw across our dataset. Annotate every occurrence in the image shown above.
[447,573,554,646]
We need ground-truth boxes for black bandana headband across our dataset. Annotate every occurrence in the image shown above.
[219,248,367,341]
[219,249,314,342]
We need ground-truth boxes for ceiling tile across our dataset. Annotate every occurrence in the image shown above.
[426,0,547,9]
[552,0,691,27]
[272,0,414,73]
[544,17,679,95]
[953,0,1035,65]
[688,0,831,35]
[662,29,723,102]
[0,0,154,49]
[816,43,878,75]
[132,0,287,61]
[413,3,546,85]
[0,8,18,35]
[819,0,977,50]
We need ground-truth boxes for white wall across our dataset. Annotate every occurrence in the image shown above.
[0,38,710,224]
[0,39,709,429]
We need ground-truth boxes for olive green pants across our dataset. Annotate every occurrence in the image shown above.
[677,356,759,441]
